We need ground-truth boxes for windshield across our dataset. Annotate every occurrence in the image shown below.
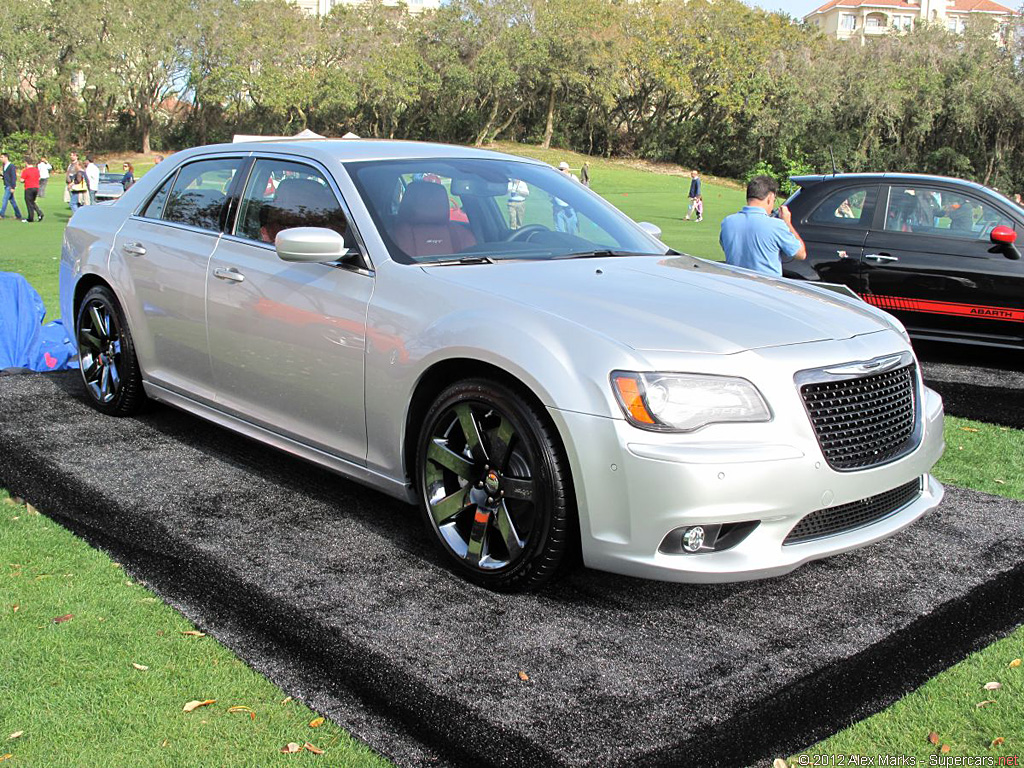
[344,157,665,264]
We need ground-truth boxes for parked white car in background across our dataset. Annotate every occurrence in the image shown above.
[60,140,944,590]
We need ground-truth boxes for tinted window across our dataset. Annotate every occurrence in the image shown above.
[161,158,241,232]
[807,186,875,227]
[140,174,175,220]
[234,158,349,244]
[884,185,1012,239]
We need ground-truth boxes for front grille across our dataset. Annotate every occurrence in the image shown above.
[801,363,917,470]
[784,478,922,545]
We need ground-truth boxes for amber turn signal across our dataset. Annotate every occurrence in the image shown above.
[611,373,657,425]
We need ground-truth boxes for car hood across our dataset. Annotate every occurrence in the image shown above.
[425,254,892,354]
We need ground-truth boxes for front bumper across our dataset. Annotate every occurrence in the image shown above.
[549,362,945,584]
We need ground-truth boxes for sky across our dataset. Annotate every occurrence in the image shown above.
[744,0,824,20]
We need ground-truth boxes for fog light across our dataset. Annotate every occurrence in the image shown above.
[682,526,705,553]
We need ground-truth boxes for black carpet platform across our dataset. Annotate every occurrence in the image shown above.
[2,372,1024,768]
[918,342,1024,429]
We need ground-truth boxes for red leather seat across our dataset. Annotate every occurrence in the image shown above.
[393,181,476,258]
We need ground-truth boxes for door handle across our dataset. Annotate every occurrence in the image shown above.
[121,242,146,256]
[865,253,899,263]
[213,267,245,283]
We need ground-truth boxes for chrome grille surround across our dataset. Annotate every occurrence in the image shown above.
[796,351,920,471]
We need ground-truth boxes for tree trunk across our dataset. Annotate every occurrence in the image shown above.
[541,87,556,149]
[141,115,152,155]
[475,99,499,146]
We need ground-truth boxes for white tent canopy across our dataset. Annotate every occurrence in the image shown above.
[231,129,326,143]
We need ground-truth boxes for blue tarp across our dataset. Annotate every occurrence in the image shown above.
[0,272,78,372]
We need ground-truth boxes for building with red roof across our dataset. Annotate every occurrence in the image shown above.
[804,0,1015,43]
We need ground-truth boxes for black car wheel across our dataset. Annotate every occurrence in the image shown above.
[76,285,147,416]
[416,378,575,591]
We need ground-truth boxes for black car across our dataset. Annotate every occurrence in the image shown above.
[784,173,1024,350]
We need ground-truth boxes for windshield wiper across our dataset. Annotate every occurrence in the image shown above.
[421,255,495,266]
[555,250,658,260]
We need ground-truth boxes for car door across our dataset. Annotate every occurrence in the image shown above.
[860,183,1024,347]
[205,155,374,463]
[110,155,245,401]
[788,183,879,290]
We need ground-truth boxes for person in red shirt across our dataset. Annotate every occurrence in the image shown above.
[20,157,43,223]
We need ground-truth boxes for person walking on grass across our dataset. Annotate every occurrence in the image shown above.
[121,162,135,191]
[20,156,43,223]
[85,155,100,206]
[0,153,24,221]
[685,170,702,221]
[719,175,806,277]
[37,156,52,198]
[66,153,87,214]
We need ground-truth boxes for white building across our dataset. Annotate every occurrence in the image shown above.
[805,0,1015,44]
[292,0,441,15]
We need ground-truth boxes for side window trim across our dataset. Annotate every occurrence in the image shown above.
[225,153,374,273]
[136,168,180,220]
[132,154,248,235]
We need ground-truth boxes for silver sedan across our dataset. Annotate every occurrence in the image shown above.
[59,140,945,590]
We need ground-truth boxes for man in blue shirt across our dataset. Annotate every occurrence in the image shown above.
[720,175,806,277]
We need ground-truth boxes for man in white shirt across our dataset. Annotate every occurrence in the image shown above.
[37,157,52,198]
[507,178,530,229]
[85,156,100,206]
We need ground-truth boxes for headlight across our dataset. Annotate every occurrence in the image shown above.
[610,371,771,432]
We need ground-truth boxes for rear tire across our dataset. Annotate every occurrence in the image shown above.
[416,378,576,591]
[76,285,147,416]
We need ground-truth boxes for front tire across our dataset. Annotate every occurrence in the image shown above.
[76,285,147,416]
[416,378,575,591]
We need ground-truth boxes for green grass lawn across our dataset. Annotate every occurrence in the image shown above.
[1,147,1022,763]
[0,490,390,767]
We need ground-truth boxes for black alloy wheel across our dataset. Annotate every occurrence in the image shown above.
[416,378,575,591]
[76,285,147,416]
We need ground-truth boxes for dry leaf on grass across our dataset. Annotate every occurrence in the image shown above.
[303,743,324,755]
[941,744,950,754]
[960,426,980,432]
[182,699,216,713]
[181,630,205,638]
[0,754,12,763]
[280,696,293,705]
[1010,659,1022,668]
[983,682,1002,690]
[517,671,530,682]
[11,605,18,613]
[991,737,1005,747]
[25,503,38,515]
[977,700,997,708]
[52,614,73,624]
[308,717,325,728]
[995,479,1006,485]
[928,732,941,745]
[281,742,303,754]
[7,733,22,741]
[773,759,789,768]
[132,663,149,671]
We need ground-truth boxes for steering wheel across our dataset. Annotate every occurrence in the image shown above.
[503,224,549,243]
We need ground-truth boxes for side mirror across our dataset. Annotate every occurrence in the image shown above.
[275,227,357,263]
[637,221,662,240]
[990,225,1021,260]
